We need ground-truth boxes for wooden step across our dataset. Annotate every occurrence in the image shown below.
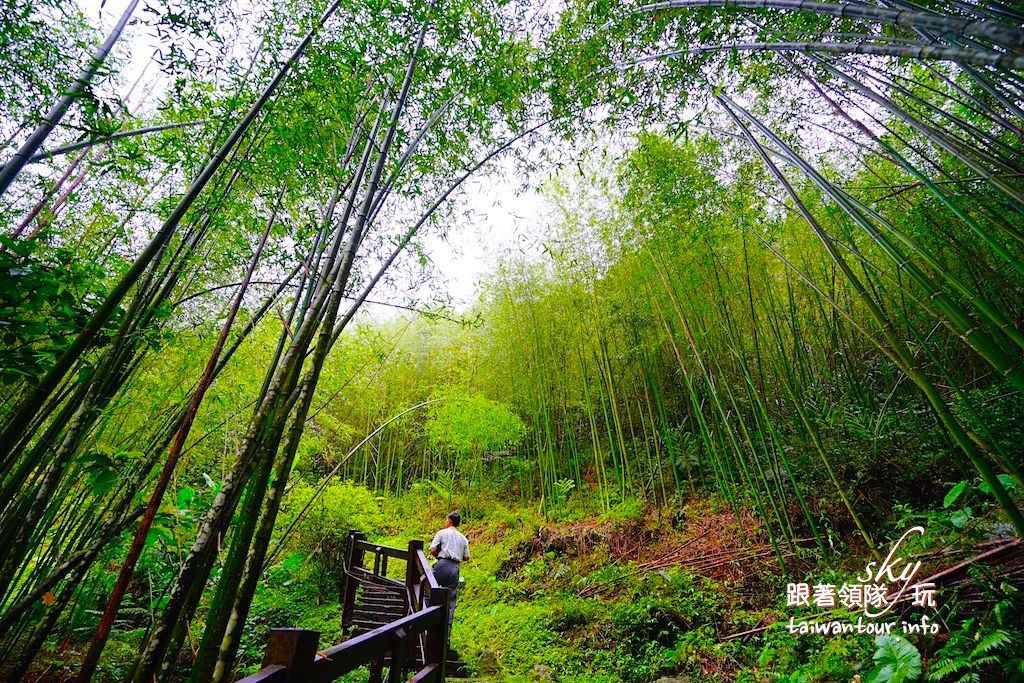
[352,610,406,623]
[361,584,402,592]
[360,586,404,594]
[353,607,405,620]
[354,605,403,616]
[359,596,406,608]
[350,567,405,591]
[358,589,406,603]
[359,589,405,601]
[354,598,406,609]
[351,618,393,632]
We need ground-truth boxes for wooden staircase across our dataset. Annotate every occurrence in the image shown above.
[346,565,471,676]
[349,570,408,635]
[239,532,461,682]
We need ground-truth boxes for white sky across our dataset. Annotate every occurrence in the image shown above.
[78,0,550,312]
[422,170,547,308]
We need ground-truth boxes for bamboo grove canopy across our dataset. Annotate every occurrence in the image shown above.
[1,0,1024,679]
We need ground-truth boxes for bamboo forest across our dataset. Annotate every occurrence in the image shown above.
[5,0,1024,681]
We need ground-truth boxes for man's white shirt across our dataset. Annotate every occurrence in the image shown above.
[431,526,469,561]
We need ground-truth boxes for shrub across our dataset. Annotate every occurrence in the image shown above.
[276,480,384,601]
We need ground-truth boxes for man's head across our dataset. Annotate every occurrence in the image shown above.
[445,511,461,528]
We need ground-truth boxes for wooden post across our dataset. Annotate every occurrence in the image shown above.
[352,531,367,568]
[340,529,356,604]
[368,656,384,683]
[261,628,319,682]
[342,530,360,629]
[405,540,423,610]
[426,587,449,683]
[386,627,408,683]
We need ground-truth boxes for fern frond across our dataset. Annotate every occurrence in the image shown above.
[970,629,1011,658]
[927,657,968,680]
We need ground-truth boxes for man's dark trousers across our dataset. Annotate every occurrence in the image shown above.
[433,558,459,636]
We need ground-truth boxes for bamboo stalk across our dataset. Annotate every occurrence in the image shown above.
[640,0,1024,50]
[0,0,139,197]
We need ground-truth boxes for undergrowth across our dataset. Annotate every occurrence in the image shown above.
[43,482,1023,683]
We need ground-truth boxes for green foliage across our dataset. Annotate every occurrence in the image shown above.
[553,478,576,506]
[607,597,686,681]
[927,619,1022,682]
[277,480,383,600]
[940,475,1020,529]
[759,634,871,683]
[428,470,456,508]
[867,636,922,683]
[944,482,968,509]
[426,391,527,456]
[0,235,109,385]
[0,0,102,135]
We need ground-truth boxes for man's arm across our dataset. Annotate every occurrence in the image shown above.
[430,531,441,558]
[430,545,439,557]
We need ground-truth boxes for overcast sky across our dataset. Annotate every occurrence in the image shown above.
[77,0,550,312]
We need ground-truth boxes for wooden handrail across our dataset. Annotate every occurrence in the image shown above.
[415,549,440,590]
[353,539,410,561]
[236,664,288,682]
[238,530,449,683]
[314,606,442,680]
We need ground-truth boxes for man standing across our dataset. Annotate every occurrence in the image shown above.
[430,511,469,635]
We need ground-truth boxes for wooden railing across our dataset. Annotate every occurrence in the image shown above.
[237,530,450,683]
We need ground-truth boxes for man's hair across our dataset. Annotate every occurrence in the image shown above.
[447,511,461,527]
